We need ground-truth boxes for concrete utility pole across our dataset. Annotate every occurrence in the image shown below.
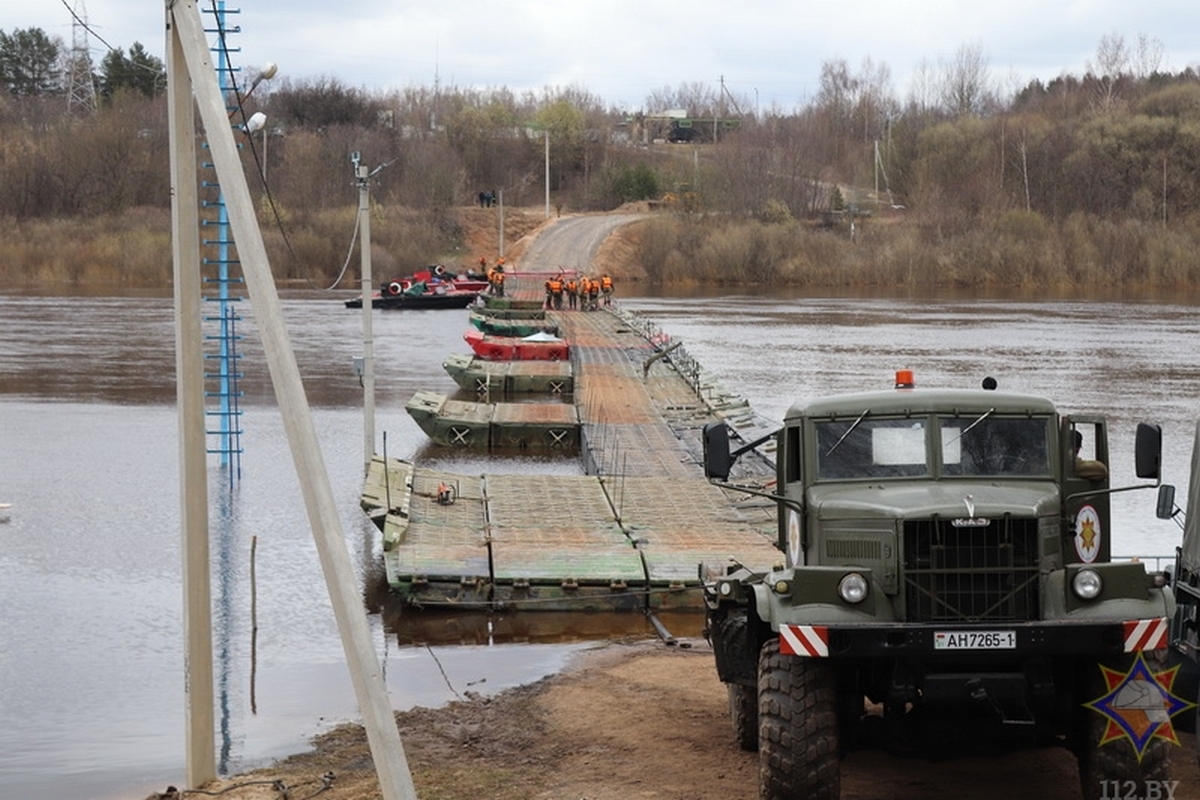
[167,5,214,785]
[166,3,416,798]
[357,161,376,471]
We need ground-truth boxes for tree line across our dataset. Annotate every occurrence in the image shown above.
[0,26,164,100]
[3,27,1200,289]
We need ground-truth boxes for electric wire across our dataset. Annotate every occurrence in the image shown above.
[205,0,338,292]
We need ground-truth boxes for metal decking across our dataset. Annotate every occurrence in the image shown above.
[365,277,782,611]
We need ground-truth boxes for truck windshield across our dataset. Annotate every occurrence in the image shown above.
[816,418,928,479]
[940,414,1051,477]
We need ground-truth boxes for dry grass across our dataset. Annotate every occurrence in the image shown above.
[9,204,1200,293]
[632,209,1200,290]
[0,206,463,291]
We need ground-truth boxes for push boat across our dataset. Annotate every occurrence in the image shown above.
[344,265,487,309]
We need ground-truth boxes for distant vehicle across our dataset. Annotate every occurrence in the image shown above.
[663,117,741,143]
[701,371,1179,799]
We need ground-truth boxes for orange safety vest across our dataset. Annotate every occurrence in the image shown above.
[601,276,613,290]
[566,280,577,292]
[549,279,563,292]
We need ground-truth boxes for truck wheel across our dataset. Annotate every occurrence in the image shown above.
[758,638,840,800]
[728,682,758,751]
[1076,654,1172,800]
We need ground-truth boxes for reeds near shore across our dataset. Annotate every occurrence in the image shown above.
[4,205,1200,293]
[632,209,1200,290]
[0,206,458,291]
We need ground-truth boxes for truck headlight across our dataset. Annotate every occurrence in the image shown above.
[838,572,869,604]
[1072,568,1103,600]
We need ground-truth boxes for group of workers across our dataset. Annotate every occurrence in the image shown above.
[544,272,614,311]
[476,256,615,309]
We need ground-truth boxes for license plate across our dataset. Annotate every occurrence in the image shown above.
[933,630,1016,650]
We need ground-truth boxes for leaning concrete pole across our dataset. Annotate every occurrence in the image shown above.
[357,164,376,472]
[166,3,417,798]
[167,6,215,787]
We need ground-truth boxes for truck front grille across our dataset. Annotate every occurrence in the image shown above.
[902,516,1039,622]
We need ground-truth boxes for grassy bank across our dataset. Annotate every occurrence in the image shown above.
[0,206,460,292]
[631,209,1200,290]
[4,206,1200,293]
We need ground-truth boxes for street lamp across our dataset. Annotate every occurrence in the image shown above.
[246,111,267,181]
[240,63,277,183]
[243,61,277,103]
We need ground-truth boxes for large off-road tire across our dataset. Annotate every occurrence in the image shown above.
[729,682,758,751]
[1076,653,1173,800]
[758,638,840,800]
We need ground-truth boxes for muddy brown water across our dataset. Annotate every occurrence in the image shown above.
[1,289,1198,799]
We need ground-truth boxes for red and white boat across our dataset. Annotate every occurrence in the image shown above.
[464,329,569,361]
[344,265,488,309]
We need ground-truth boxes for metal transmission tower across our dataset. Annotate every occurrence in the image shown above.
[65,0,97,115]
[200,2,247,484]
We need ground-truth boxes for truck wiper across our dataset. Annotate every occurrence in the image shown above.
[825,408,870,456]
[943,407,995,448]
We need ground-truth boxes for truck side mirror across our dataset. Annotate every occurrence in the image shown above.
[1135,423,1162,480]
[1156,484,1177,520]
[703,422,732,481]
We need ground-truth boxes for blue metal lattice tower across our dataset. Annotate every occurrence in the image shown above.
[200,1,245,484]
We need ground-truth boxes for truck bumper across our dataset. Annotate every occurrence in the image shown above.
[779,617,1169,659]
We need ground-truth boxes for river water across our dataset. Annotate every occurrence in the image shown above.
[1,290,1198,799]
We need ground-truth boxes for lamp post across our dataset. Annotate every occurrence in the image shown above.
[246,111,267,182]
[243,61,277,103]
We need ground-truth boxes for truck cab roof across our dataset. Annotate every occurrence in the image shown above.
[786,386,1058,422]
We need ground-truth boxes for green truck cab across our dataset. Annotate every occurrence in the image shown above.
[702,373,1176,800]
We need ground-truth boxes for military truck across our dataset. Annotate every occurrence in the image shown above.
[702,372,1177,800]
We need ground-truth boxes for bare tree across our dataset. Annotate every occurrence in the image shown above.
[939,42,991,116]
[906,57,939,116]
[645,81,719,117]
[854,57,897,142]
[1132,33,1165,79]
[1088,32,1128,113]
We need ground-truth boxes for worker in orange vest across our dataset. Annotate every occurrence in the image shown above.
[588,276,600,310]
[565,277,578,310]
[600,274,614,306]
[548,276,564,309]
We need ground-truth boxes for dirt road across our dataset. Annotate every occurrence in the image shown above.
[182,639,1199,800]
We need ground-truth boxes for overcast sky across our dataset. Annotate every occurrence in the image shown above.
[14,1,1200,111]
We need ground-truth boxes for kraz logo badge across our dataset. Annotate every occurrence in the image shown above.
[1083,651,1196,759]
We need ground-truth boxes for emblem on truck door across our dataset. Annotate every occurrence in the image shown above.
[1074,504,1102,563]
[787,509,802,566]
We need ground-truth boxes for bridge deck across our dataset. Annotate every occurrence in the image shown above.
[365,276,780,611]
